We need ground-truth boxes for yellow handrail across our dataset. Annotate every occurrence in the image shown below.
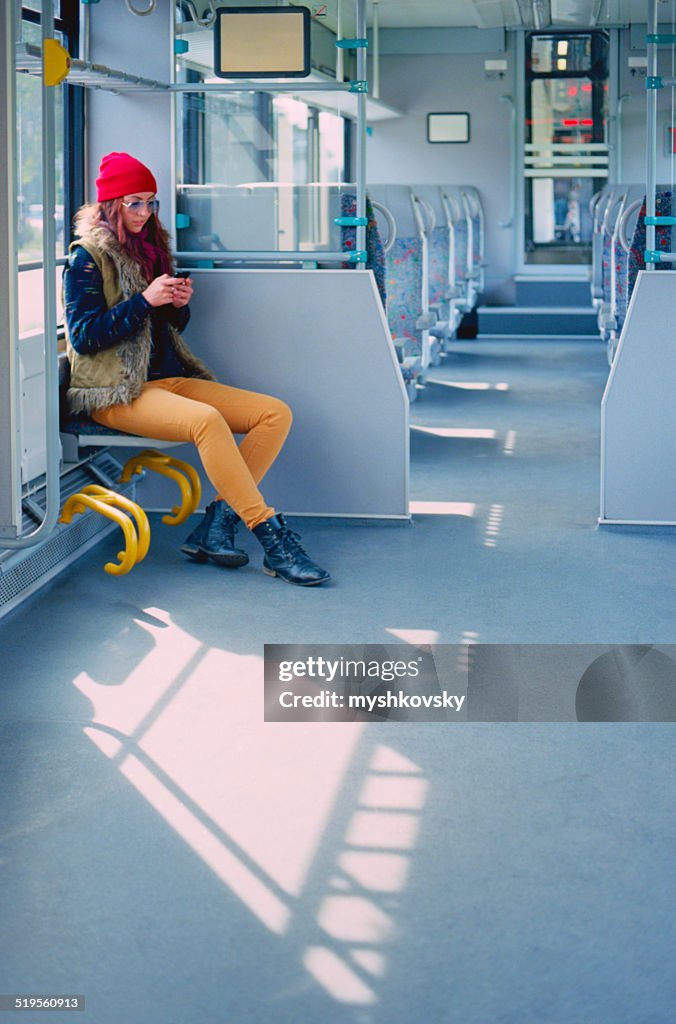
[59,493,138,575]
[139,450,202,512]
[80,486,151,563]
[119,449,201,525]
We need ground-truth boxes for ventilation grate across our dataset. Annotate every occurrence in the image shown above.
[1,454,137,619]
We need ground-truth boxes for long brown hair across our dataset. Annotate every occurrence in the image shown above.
[79,198,173,282]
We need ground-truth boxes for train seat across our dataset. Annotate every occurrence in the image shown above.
[611,188,673,361]
[597,189,628,342]
[590,186,614,308]
[58,355,181,451]
[409,184,457,356]
[369,183,434,396]
[440,185,483,317]
[339,191,387,308]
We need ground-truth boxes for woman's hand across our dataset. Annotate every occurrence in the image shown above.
[170,276,193,308]
[142,274,180,308]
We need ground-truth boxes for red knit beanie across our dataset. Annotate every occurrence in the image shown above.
[95,152,158,202]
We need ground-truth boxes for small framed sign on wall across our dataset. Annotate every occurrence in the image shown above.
[427,112,470,144]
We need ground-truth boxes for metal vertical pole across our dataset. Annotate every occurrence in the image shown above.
[36,0,62,537]
[372,0,380,101]
[646,0,658,268]
[2,0,62,548]
[355,0,367,264]
[336,0,343,82]
[0,0,21,537]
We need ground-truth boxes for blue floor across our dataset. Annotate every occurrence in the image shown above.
[0,337,674,1023]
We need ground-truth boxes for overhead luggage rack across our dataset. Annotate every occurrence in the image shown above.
[15,42,167,92]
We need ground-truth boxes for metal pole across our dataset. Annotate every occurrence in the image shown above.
[336,0,343,83]
[167,80,358,93]
[372,0,380,101]
[0,0,21,538]
[646,0,658,268]
[355,0,367,263]
[2,0,62,548]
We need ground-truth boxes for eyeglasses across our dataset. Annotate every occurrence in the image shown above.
[121,198,160,214]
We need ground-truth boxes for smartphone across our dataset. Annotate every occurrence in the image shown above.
[174,270,191,278]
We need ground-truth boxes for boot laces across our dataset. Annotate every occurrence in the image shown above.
[279,526,306,560]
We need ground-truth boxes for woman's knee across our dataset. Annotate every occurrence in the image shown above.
[266,397,293,433]
[193,404,230,442]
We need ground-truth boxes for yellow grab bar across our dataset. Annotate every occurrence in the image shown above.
[80,486,151,564]
[59,493,138,576]
[141,451,202,513]
[119,449,201,526]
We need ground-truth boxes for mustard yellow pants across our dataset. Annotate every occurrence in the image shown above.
[92,377,292,529]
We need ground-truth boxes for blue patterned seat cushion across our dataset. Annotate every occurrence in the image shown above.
[386,236,422,346]
[60,413,129,437]
[340,194,387,308]
[454,220,469,280]
[429,226,450,307]
[618,190,673,332]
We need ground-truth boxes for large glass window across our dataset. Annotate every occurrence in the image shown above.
[273,96,310,182]
[524,31,609,266]
[318,110,345,183]
[177,84,350,255]
[17,19,65,267]
[16,1,82,336]
[175,1,351,257]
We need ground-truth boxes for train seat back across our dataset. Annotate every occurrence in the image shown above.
[439,185,476,312]
[339,191,387,308]
[619,188,674,334]
[409,184,455,343]
[368,184,424,348]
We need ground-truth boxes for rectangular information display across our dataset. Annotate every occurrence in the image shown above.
[214,6,311,79]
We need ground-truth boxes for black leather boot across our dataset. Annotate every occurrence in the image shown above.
[252,514,331,586]
[181,500,249,568]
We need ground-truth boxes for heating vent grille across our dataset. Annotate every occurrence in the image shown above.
[1,454,136,619]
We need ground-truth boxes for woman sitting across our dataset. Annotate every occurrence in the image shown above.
[63,151,330,586]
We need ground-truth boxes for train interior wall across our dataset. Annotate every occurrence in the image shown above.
[1,6,675,1024]
[367,25,676,305]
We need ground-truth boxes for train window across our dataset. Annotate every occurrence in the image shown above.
[176,81,350,256]
[17,20,66,266]
[530,35,593,75]
[525,31,609,266]
[176,90,349,255]
[16,0,81,341]
[175,2,351,259]
[318,111,345,183]
[204,92,273,185]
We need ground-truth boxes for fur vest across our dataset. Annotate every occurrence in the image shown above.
[65,215,214,414]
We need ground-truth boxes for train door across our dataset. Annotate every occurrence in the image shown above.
[522,30,610,268]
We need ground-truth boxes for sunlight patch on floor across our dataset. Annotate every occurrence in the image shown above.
[503,429,517,454]
[483,504,504,547]
[411,425,497,439]
[409,501,476,516]
[426,379,510,391]
[75,607,365,935]
[304,743,428,1006]
[385,627,440,646]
